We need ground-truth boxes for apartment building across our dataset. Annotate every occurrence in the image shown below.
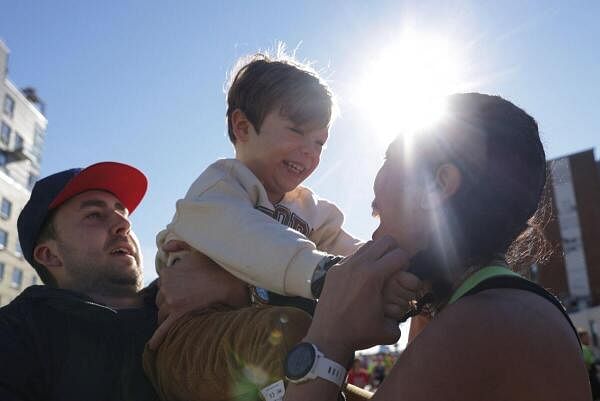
[0,40,47,305]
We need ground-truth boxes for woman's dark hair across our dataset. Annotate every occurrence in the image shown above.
[409,93,549,294]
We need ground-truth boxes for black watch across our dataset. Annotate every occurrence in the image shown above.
[310,255,343,299]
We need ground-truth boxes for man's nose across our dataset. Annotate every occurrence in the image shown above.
[111,211,131,235]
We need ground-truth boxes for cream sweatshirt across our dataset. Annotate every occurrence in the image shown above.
[156,159,362,299]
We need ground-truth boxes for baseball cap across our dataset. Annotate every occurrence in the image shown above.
[17,161,148,267]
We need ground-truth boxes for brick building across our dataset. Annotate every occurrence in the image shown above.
[536,149,600,313]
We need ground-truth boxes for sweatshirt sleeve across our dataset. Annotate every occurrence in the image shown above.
[309,198,363,256]
[161,160,328,299]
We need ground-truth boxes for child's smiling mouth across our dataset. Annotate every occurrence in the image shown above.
[283,160,306,174]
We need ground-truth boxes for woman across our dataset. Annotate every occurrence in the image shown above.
[284,93,591,400]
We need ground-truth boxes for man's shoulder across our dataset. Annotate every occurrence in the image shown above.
[0,285,48,313]
[0,286,48,336]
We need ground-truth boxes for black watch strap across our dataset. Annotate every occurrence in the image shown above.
[310,255,343,299]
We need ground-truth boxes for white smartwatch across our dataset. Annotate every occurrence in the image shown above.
[284,342,347,387]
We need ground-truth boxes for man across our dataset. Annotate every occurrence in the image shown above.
[0,162,247,401]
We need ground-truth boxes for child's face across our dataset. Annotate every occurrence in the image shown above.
[242,110,328,203]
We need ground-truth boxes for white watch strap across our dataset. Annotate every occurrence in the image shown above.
[314,351,347,387]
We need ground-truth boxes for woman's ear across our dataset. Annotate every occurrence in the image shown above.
[420,163,462,210]
[435,163,462,201]
[230,109,254,143]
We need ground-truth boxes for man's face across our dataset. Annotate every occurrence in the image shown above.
[241,110,328,203]
[49,190,143,295]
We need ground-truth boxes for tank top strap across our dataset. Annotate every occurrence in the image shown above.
[449,265,519,305]
[447,265,580,346]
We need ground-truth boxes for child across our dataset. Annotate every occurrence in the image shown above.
[144,51,361,401]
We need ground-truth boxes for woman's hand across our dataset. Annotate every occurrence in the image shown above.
[284,236,414,401]
[304,236,413,360]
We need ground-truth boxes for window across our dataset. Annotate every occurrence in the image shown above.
[0,151,6,166]
[0,122,10,146]
[0,229,7,249]
[3,95,15,117]
[28,173,38,190]
[0,262,4,281]
[31,124,44,163]
[14,133,23,150]
[11,267,23,289]
[15,238,22,257]
[0,198,11,219]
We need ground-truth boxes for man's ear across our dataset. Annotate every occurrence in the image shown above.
[33,241,63,271]
[230,109,255,143]
[420,163,462,210]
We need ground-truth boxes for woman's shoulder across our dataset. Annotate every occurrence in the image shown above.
[445,287,576,345]
[433,288,587,398]
[380,288,589,401]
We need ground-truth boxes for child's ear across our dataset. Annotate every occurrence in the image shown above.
[231,109,254,143]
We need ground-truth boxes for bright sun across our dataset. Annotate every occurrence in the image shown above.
[355,32,465,145]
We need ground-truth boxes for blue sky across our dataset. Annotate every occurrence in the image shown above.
[2,0,599,286]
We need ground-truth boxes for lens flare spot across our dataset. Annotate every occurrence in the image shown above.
[268,329,283,346]
[242,364,270,385]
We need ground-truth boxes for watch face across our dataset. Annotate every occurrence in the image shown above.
[251,286,270,304]
[284,343,316,380]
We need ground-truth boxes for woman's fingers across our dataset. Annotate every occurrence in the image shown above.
[365,235,401,263]
[307,236,415,353]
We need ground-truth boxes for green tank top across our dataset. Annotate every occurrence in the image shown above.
[446,264,580,345]
[448,265,520,305]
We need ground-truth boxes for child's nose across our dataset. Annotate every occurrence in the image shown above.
[301,139,320,158]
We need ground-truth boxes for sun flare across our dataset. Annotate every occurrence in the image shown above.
[355,32,465,145]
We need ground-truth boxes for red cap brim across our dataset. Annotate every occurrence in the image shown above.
[48,162,148,213]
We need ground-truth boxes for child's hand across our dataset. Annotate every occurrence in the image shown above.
[381,269,423,322]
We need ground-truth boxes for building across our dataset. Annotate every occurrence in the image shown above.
[533,149,600,339]
[0,40,47,305]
